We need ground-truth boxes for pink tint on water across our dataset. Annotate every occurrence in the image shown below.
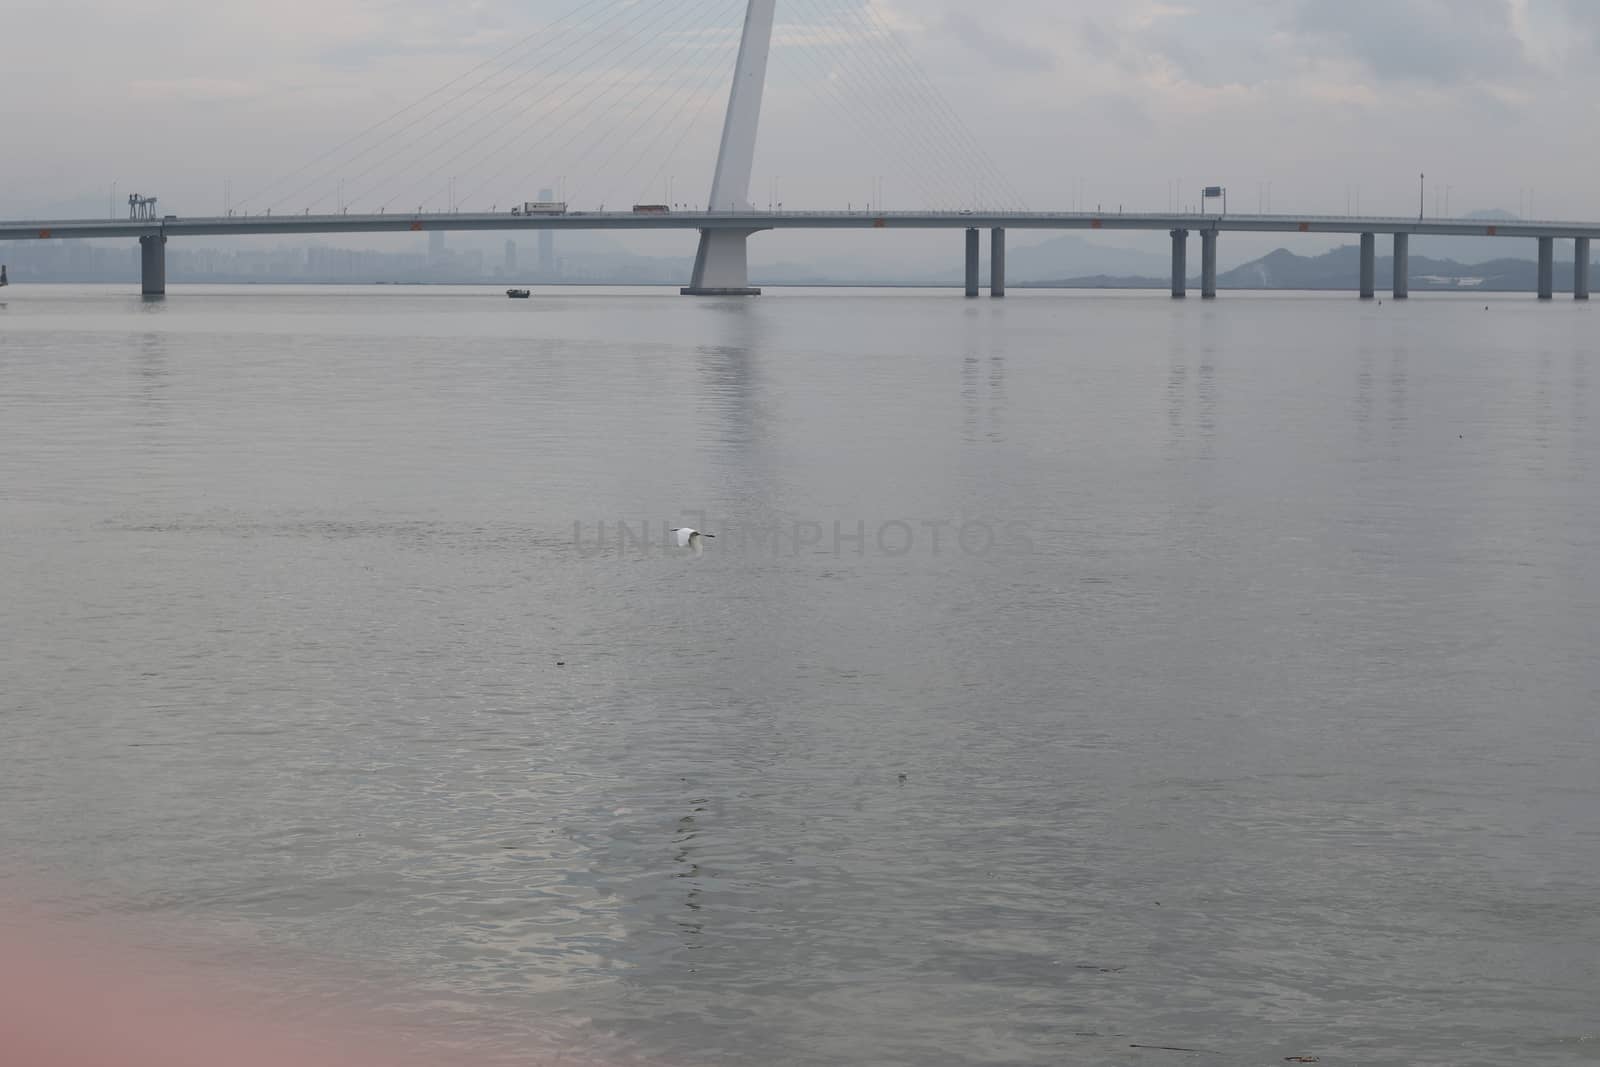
[0,898,603,1067]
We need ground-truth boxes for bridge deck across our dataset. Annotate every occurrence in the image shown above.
[4,211,1599,242]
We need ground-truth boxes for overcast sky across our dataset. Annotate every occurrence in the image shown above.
[3,1,1598,261]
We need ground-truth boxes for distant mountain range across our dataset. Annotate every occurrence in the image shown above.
[1026,242,1593,293]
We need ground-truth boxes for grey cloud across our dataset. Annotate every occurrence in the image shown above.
[1142,30,1279,88]
[1289,0,1528,84]
[1075,18,1116,59]
[1074,18,1142,78]
[943,11,1056,73]
[1080,91,1155,133]
[1556,0,1600,50]
[1080,3,1291,89]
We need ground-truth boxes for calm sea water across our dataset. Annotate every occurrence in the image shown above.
[1,284,1596,1066]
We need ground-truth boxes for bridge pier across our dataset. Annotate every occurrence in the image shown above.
[681,0,775,297]
[1575,237,1590,300]
[1359,233,1375,299]
[1537,236,1554,300]
[1170,229,1188,298]
[682,229,762,296]
[965,228,980,297]
[990,229,1006,298]
[139,234,166,296]
[1392,233,1409,299]
[1200,230,1218,299]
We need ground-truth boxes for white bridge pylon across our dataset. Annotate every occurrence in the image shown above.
[682,0,777,296]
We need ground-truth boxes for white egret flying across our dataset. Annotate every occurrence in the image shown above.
[671,528,715,551]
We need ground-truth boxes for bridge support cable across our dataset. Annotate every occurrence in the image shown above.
[765,35,962,210]
[240,0,1024,222]
[273,1,632,213]
[353,0,727,213]
[785,0,979,208]
[338,0,664,213]
[1359,232,1375,299]
[441,0,743,212]
[780,0,990,211]
[827,0,1027,209]
[852,1,1029,210]
[540,0,751,208]
[240,0,618,214]
[620,49,756,210]
[765,3,977,210]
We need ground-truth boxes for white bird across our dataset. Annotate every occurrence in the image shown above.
[671,527,715,550]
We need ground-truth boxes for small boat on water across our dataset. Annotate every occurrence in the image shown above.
[506,288,531,299]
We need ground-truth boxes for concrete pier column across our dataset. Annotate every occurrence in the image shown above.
[1537,236,1554,300]
[990,229,1006,298]
[682,229,762,295]
[1200,230,1218,299]
[1392,233,1409,299]
[1359,232,1376,299]
[965,228,980,298]
[1575,237,1590,300]
[1170,229,1189,298]
[139,234,166,296]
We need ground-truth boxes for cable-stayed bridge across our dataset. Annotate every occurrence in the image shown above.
[3,0,1598,300]
[8,209,1599,300]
